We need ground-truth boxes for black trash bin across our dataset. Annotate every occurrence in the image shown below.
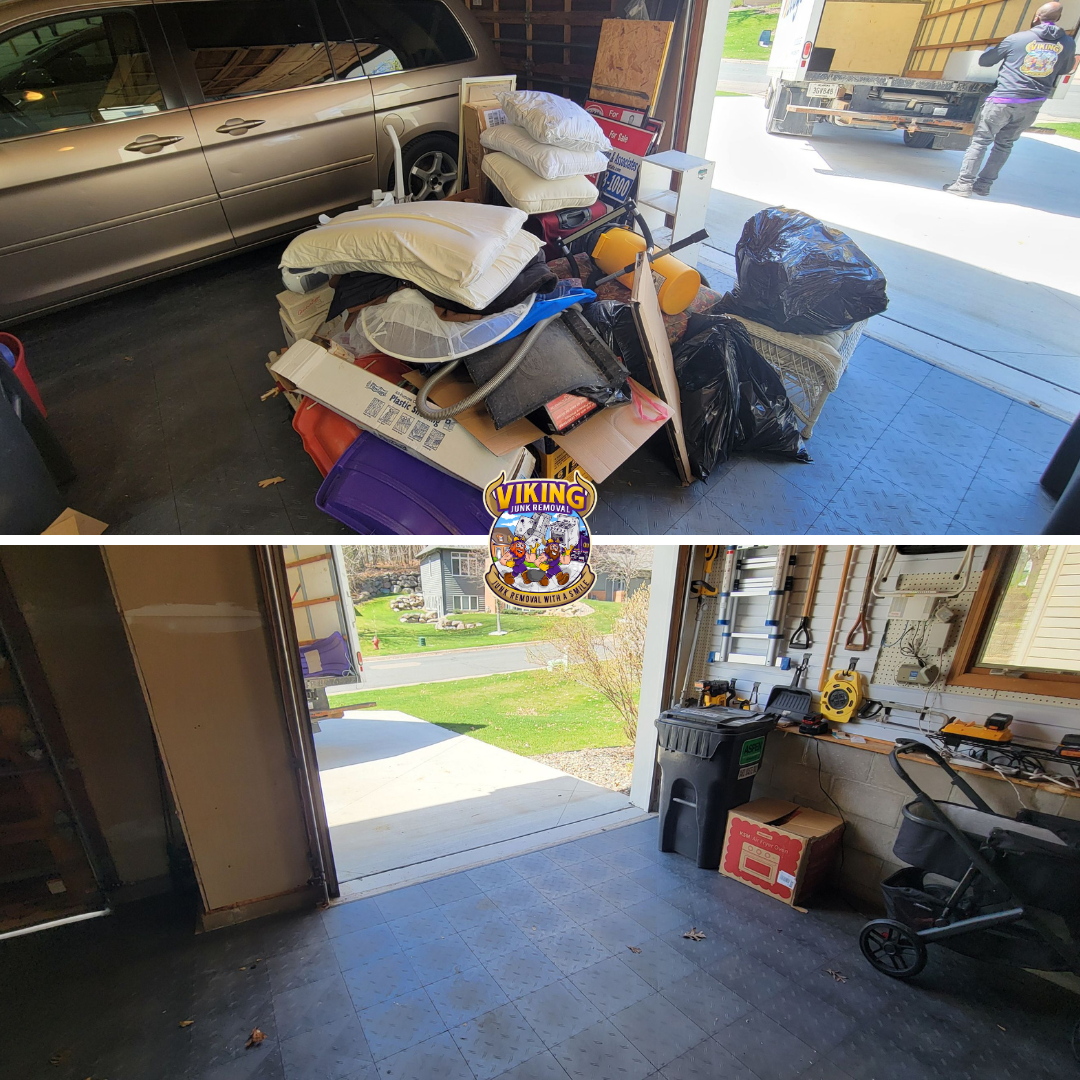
[657,707,776,869]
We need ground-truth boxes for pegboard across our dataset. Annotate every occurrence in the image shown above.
[871,570,982,691]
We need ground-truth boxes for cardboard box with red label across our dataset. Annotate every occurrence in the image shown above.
[719,799,844,908]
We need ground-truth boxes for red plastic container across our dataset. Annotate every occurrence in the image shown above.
[0,332,46,416]
[289,351,412,475]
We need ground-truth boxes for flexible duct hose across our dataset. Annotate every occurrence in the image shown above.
[415,310,566,421]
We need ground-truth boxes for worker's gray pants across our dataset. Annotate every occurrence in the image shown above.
[956,100,1043,188]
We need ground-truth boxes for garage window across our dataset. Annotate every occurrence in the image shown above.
[335,0,475,75]
[0,12,163,140]
[450,551,482,578]
[166,0,345,100]
[452,595,480,612]
[948,545,1080,699]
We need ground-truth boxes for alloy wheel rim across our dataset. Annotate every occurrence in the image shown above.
[409,150,457,200]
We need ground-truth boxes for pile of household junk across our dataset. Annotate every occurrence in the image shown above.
[268,91,890,535]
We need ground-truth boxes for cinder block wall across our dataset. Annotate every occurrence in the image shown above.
[752,730,1080,906]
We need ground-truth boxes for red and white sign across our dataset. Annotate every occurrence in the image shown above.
[585,99,647,129]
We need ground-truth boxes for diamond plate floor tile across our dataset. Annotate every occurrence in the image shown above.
[450,1002,546,1080]
[534,925,612,977]
[998,400,1068,457]
[485,879,547,915]
[374,885,435,922]
[598,849,655,876]
[322,899,385,940]
[589,496,637,535]
[460,920,535,964]
[403,935,479,988]
[267,937,340,997]
[610,993,709,1069]
[660,969,751,1036]
[581,910,656,952]
[761,433,862,508]
[551,1019,655,1080]
[505,852,559,878]
[494,1049,576,1080]
[514,978,604,1048]
[358,987,444,1062]
[913,367,1012,434]
[591,876,656,910]
[569,956,655,1017]
[849,338,930,393]
[422,873,483,909]
[704,460,827,533]
[332,925,401,975]
[484,944,564,1000]
[862,427,977,515]
[551,887,618,925]
[441,894,502,933]
[618,938,699,991]
[659,1038,758,1080]
[343,951,421,1012]
[666,497,748,536]
[714,1010,818,1080]
[952,433,1055,532]
[829,366,912,424]
[757,986,859,1054]
[887,395,998,460]
[623,898,693,937]
[280,1014,373,1080]
[510,901,581,942]
[712,953,797,1009]
[273,973,354,1042]
[373,1031,472,1080]
[426,965,509,1029]
[562,858,623,888]
[468,862,526,893]
[387,909,456,950]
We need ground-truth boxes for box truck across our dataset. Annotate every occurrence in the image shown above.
[765,0,1080,148]
[285,545,363,722]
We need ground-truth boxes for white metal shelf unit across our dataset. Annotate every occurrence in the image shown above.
[636,150,714,264]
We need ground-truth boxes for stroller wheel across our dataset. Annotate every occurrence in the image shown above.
[859,919,927,979]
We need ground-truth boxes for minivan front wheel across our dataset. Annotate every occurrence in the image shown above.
[397,135,458,200]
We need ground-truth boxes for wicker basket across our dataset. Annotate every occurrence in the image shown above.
[728,316,866,438]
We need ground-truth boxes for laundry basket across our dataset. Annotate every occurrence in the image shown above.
[726,316,865,438]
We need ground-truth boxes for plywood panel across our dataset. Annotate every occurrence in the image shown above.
[103,547,313,914]
[589,18,673,109]
[817,2,927,75]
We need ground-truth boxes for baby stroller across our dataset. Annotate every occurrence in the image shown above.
[860,741,1080,1048]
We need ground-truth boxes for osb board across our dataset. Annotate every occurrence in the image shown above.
[103,546,313,914]
[816,1,925,76]
[589,19,673,110]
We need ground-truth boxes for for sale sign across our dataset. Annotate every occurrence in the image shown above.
[594,118,656,205]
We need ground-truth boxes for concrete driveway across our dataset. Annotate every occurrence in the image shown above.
[316,711,637,893]
[704,95,1080,419]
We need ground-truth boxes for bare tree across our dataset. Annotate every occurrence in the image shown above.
[590,545,653,592]
[530,585,650,741]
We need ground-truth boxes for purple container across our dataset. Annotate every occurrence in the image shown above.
[315,432,491,535]
[299,631,353,678]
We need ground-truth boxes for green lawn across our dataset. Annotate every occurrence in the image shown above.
[723,9,779,61]
[353,594,624,657]
[1037,121,1080,140]
[332,669,631,756]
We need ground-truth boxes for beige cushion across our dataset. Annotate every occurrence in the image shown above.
[482,153,598,214]
[480,123,609,180]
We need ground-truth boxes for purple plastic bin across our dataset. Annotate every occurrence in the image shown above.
[315,432,491,535]
[299,631,353,678]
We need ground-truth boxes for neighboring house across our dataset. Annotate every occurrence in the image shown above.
[588,572,648,603]
[418,547,491,617]
[491,527,514,561]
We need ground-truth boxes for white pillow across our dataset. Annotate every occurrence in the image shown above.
[280,200,527,288]
[412,230,544,310]
[480,123,608,181]
[496,91,611,153]
[482,154,598,215]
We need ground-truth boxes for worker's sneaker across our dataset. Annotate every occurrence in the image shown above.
[942,182,972,197]
[972,183,992,197]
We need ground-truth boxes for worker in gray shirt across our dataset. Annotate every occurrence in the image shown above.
[944,1,1076,196]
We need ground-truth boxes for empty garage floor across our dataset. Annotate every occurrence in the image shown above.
[5,817,1075,1080]
[14,246,1067,536]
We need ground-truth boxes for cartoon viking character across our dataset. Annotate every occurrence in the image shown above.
[500,537,529,585]
[538,539,570,588]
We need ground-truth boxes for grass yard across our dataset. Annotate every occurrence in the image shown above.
[1036,121,1080,141]
[353,594,624,656]
[723,8,779,61]
[332,669,631,756]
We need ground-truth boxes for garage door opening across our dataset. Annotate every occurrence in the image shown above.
[299,544,660,898]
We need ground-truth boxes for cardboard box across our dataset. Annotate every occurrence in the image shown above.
[720,799,845,908]
[534,438,593,484]
[41,508,108,534]
[462,100,507,192]
[270,339,533,489]
[278,284,334,344]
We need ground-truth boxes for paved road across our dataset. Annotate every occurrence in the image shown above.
[705,96,1080,417]
[328,641,562,693]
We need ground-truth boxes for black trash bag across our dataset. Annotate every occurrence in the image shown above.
[581,300,649,384]
[718,207,888,335]
[674,314,810,480]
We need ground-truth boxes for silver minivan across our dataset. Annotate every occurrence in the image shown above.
[0,0,498,322]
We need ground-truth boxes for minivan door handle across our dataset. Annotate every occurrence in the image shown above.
[216,118,266,135]
[123,133,185,154]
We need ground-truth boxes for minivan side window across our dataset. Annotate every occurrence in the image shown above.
[164,0,357,101]
[336,0,475,76]
[0,12,163,140]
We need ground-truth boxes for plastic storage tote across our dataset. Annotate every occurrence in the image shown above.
[656,707,776,869]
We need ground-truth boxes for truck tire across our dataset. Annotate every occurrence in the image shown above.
[903,130,936,149]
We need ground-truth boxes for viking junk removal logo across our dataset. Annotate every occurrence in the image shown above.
[484,473,596,609]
